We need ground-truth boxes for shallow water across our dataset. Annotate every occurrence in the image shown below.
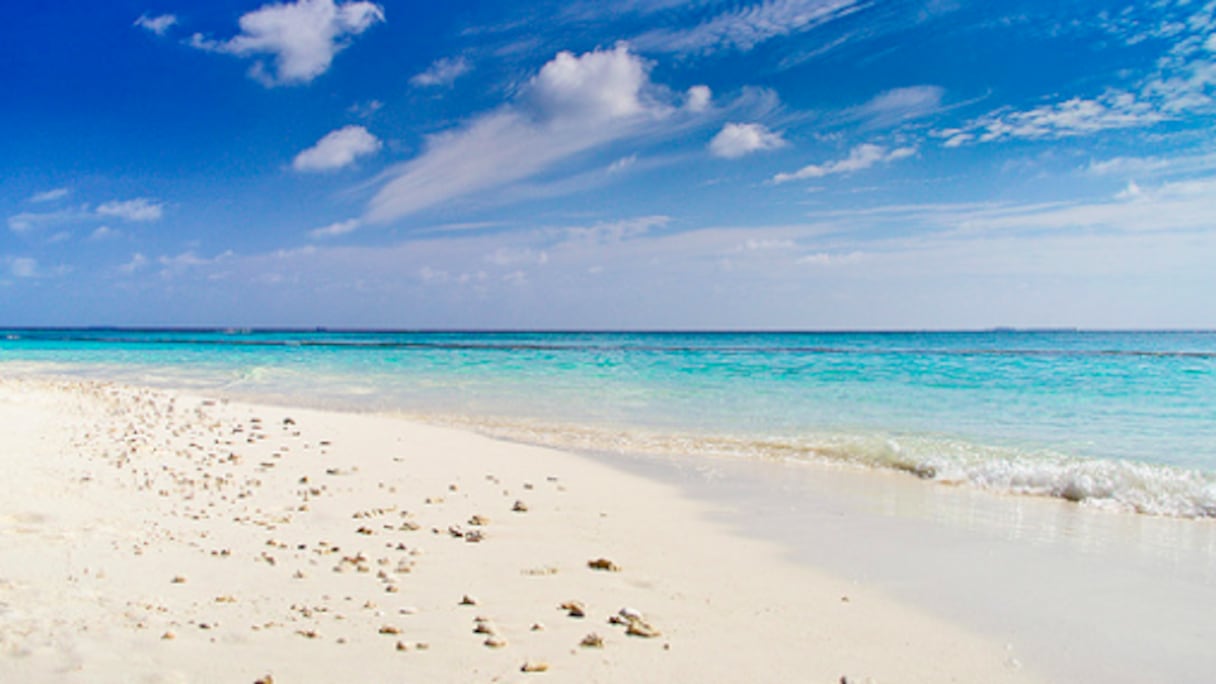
[3,329,1214,517]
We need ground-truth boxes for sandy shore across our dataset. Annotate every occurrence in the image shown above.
[0,377,1038,683]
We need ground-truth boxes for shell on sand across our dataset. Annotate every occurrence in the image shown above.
[559,600,586,618]
[625,618,661,638]
[484,635,507,648]
[521,660,550,673]
[580,633,605,648]
[460,594,479,606]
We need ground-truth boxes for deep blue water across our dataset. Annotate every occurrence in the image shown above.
[3,329,1214,516]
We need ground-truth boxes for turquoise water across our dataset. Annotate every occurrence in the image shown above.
[3,329,1215,517]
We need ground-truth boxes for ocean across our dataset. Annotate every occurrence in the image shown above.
[3,329,1214,518]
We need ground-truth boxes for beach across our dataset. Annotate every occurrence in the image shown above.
[0,376,1043,683]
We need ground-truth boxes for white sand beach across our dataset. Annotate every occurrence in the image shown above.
[0,376,1042,683]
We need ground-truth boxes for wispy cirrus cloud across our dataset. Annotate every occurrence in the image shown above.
[293,125,381,172]
[28,187,70,203]
[633,0,864,55]
[187,0,384,86]
[8,198,164,234]
[773,143,916,182]
[938,91,1166,147]
[940,2,1216,147]
[365,44,711,223]
[410,56,471,87]
[308,218,360,239]
[96,198,164,222]
[852,85,946,128]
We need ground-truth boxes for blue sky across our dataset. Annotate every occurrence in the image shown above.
[2,0,1214,329]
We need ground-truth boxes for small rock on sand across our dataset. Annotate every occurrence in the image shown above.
[587,558,621,572]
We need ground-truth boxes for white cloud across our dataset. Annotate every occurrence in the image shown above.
[526,44,651,121]
[119,253,148,274]
[28,187,69,203]
[309,218,360,238]
[956,92,1166,144]
[686,85,712,112]
[1084,152,1216,177]
[955,176,1216,234]
[8,207,89,233]
[366,44,684,223]
[90,226,121,240]
[293,125,381,172]
[943,4,1216,147]
[635,0,863,54]
[855,85,945,126]
[348,99,383,118]
[773,144,916,182]
[97,198,164,222]
[607,154,638,173]
[9,257,37,279]
[814,175,1216,236]
[709,122,785,158]
[410,56,471,87]
[134,14,177,36]
[188,0,384,86]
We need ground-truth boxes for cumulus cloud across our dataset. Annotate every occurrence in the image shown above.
[635,0,862,54]
[366,44,687,223]
[686,85,712,112]
[293,125,381,172]
[309,218,360,239]
[773,144,916,182]
[97,198,164,222]
[709,122,785,158]
[526,45,652,121]
[28,187,69,203]
[188,0,384,86]
[134,14,177,36]
[410,56,471,87]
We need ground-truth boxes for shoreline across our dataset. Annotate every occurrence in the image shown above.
[0,376,1041,683]
[5,358,1215,521]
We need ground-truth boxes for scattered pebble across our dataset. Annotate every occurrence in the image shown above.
[512,500,529,513]
[587,558,621,572]
[460,594,479,606]
[484,635,507,648]
[521,660,550,673]
[580,633,605,648]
